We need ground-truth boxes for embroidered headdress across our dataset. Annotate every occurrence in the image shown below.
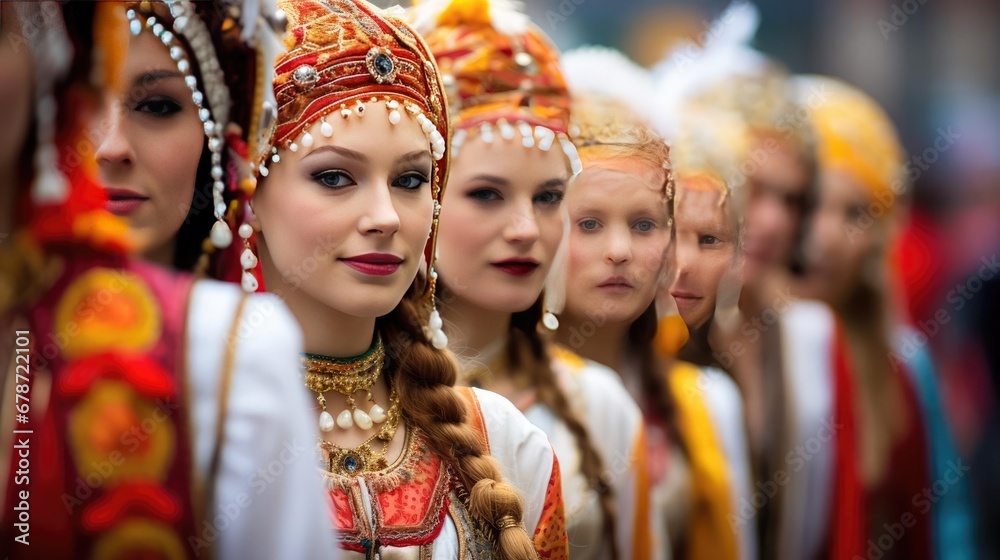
[410,0,581,173]
[268,0,453,346]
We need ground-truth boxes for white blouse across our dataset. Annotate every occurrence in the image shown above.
[186,280,339,560]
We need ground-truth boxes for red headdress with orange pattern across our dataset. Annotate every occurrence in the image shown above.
[409,0,582,174]
[262,0,453,346]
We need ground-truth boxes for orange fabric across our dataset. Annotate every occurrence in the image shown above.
[534,455,569,559]
[631,428,653,559]
[668,361,739,560]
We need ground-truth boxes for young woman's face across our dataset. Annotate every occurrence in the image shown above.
[252,110,434,319]
[805,169,880,306]
[0,4,33,190]
[670,181,739,330]
[93,29,205,256]
[562,158,669,326]
[435,131,569,313]
[743,134,809,279]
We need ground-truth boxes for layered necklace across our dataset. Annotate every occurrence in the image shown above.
[302,334,401,475]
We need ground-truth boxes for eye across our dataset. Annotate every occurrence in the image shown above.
[578,219,601,232]
[633,220,657,233]
[534,190,564,206]
[393,173,429,190]
[312,170,355,190]
[135,97,182,117]
[699,235,720,246]
[468,188,501,203]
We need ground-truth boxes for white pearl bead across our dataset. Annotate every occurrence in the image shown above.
[542,312,560,331]
[240,248,258,269]
[319,411,335,432]
[289,142,298,152]
[238,223,254,239]
[369,404,386,424]
[258,165,269,177]
[210,220,232,249]
[301,132,313,148]
[428,310,443,331]
[336,410,353,429]
[241,271,259,293]
[321,120,333,137]
[431,329,448,350]
[353,409,373,430]
[388,110,401,125]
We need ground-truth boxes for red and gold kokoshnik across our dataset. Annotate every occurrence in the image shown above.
[272,0,452,198]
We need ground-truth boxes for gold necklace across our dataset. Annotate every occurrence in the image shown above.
[319,386,402,475]
[302,335,387,432]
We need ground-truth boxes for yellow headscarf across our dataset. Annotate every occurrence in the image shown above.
[795,75,906,203]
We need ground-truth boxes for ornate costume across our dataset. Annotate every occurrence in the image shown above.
[0,3,336,558]
[266,1,568,557]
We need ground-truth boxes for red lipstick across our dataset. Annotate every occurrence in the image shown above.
[340,253,403,276]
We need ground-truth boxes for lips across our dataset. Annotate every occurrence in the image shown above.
[340,253,403,276]
[670,291,703,311]
[597,276,634,293]
[104,188,149,216]
[491,258,540,277]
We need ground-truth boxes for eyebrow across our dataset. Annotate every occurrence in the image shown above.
[537,178,567,190]
[134,69,184,86]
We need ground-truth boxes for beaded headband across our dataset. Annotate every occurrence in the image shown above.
[267,0,450,197]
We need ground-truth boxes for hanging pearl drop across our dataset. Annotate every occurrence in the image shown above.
[258,165,269,177]
[388,110,401,125]
[369,404,386,424]
[301,132,314,148]
[240,248,258,269]
[542,312,560,331]
[238,223,254,239]
[431,329,449,350]
[353,409,374,430]
[318,411,336,432]
[241,271,259,293]
[321,120,333,137]
[210,220,233,249]
[336,410,353,429]
[289,142,298,152]
[429,309,443,331]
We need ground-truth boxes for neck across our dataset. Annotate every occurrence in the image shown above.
[145,238,177,270]
[557,313,630,372]
[438,287,510,366]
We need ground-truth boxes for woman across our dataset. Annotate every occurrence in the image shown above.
[405,3,653,558]
[0,3,336,558]
[247,1,568,557]
[797,74,968,560]
[93,0,278,282]
[560,46,756,560]
[648,7,836,557]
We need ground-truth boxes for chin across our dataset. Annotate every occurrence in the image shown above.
[465,283,540,314]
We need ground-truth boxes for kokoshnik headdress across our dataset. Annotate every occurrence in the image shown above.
[124,0,285,290]
[262,0,452,346]
[409,0,581,331]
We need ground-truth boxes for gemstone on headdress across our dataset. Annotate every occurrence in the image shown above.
[366,47,399,84]
[343,454,360,473]
[292,64,319,91]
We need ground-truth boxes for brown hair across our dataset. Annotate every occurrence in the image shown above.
[572,93,684,456]
[510,298,619,559]
[380,280,537,558]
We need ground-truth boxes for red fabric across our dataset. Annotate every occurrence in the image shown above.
[828,321,867,560]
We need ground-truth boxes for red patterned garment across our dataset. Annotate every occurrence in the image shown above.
[322,387,568,559]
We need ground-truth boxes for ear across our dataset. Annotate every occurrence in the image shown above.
[246,194,262,232]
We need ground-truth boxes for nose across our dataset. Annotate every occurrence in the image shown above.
[94,98,135,168]
[605,225,633,265]
[502,197,541,245]
[358,183,401,236]
[673,234,698,281]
